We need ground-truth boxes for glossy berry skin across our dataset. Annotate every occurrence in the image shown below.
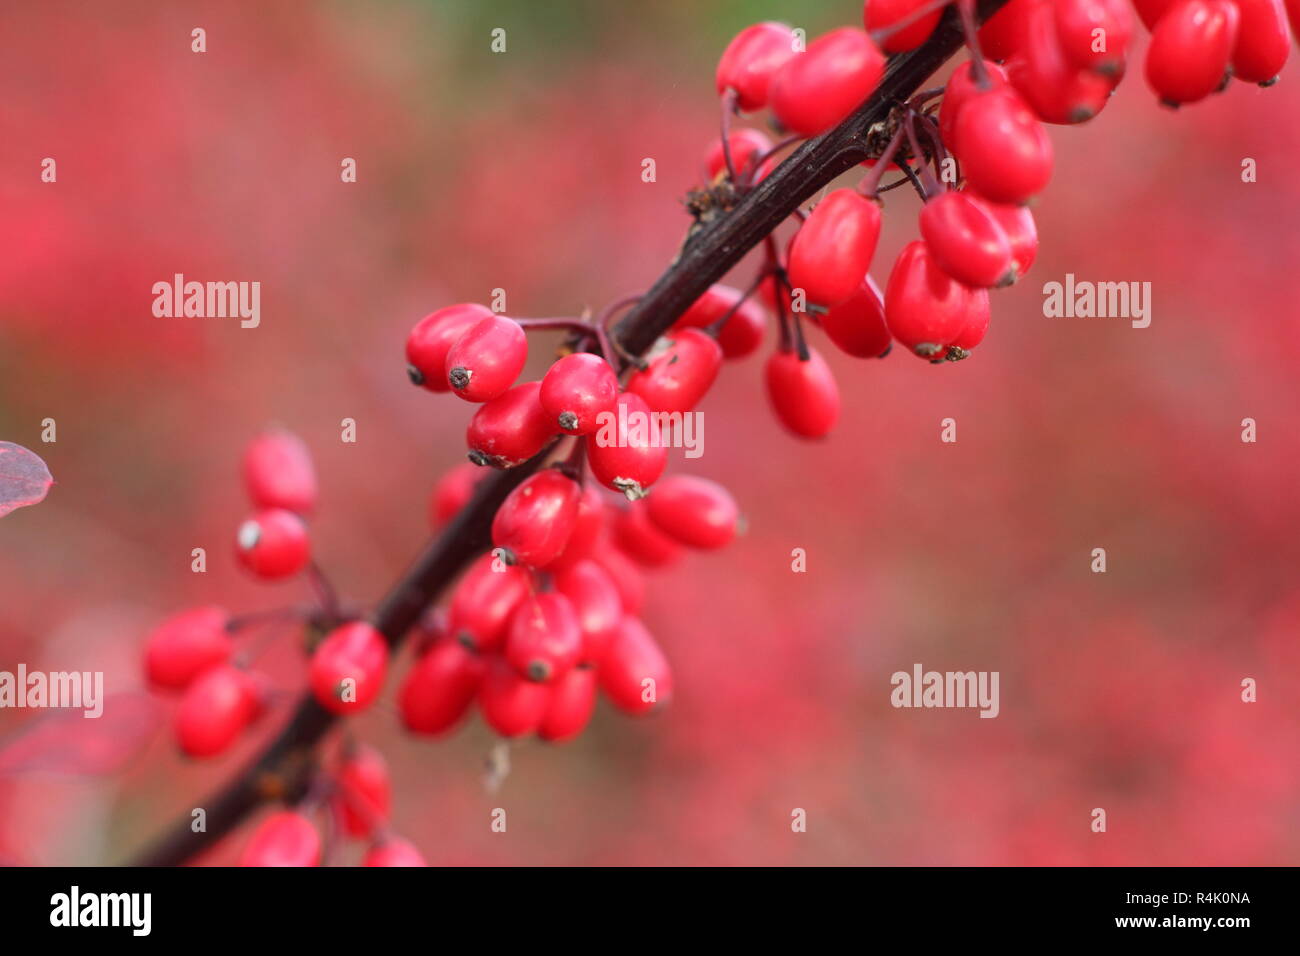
[821,277,892,359]
[466,381,556,467]
[979,0,1040,61]
[704,128,774,182]
[405,303,492,392]
[334,744,390,837]
[479,656,551,737]
[587,391,668,499]
[954,87,1053,205]
[1054,0,1133,75]
[444,314,528,402]
[786,190,882,307]
[428,461,482,528]
[1145,0,1239,107]
[242,429,317,515]
[645,476,739,551]
[884,240,978,358]
[920,191,1016,289]
[144,605,232,691]
[239,811,320,867]
[939,60,1010,149]
[626,329,723,415]
[1230,0,1290,85]
[539,667,598,742]
[764,347,840,439]
[506,592,584,682]
[491,469,581,568]
[599,617,673,716]
[310,621,389,715]
[982,200,1038,279]
[398,638,486,735]
[1010,0,1121,125]
[448,553,533,652]
[769,28,886,137]
[175,665,263,758]
[951,289,992,352]
[673,285,767,359]
[864,0,943,52]
[547,482,607,570]
[540,353,619,435]
[235,508,310,580]
[553,560,623,665]
[363,837,427,867]
[715,21,797,111]
[589,542,646,616]
[613,499,684,567]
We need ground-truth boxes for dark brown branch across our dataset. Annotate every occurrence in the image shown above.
[124,0,1006,867]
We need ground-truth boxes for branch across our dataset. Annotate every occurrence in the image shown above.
[124,0,1007,867]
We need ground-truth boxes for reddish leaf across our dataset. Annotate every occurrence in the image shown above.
[0,442,53,518]
[0,692,163,776]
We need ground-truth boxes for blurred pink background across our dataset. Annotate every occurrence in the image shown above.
[1,0,1297,865]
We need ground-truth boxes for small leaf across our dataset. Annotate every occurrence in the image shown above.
[0,442,53,518]
[0,693,163,776]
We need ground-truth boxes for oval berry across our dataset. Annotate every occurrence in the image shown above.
[144,605,231,691]
[715,21,798,111]
[864,0,943,53]
[586,391,668,499]
[235,508,310,581]
[175,665,263,758]
[919,191,1015,288]
[939,59,1010,149]
[1054,0,1133,75]
[1008,1,1119,124]
[764,346,840,439]
[884,240,977,358]
[786,189,882,307]
[334,744,390,837]
[539,666,598,742]
[239,811,320,867]
[242,429,317,515]
[704,128,774,182]
[1145,0,1239,106]
[479,657,550,737]
[954,87,1053,204]
[448,553,534,652]
[540,353,619,435]
[398,638,486,735]
[978,0,1040,61]
[627,328,723,415]
[645,475,739,551]
[821,276,892,358]
[612,499,684,567]
[951,289,992,353]
[770,28,885,137]
[491,468,581,568]
[310,621,389,715]
[553,559,623,664]
[405,303,492,391]
[428,461,483,528]
[467,380,556,467]
[363,837,427,867]
[547,482,608,570]
[673,284,768,359]
[506,592,583,682]
[445,314,528,402]
[600,617,673,715]
[1231,0,1290,85]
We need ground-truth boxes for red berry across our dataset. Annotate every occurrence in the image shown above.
[626,329,723,415]
[954,87,1053,204]
[239,810,320,867]
[1054,0,1134,75]
[242,429,317,515]
[786,189,882,307]
[1133,0,1181,30]
[334,744,390,837]
[764,346,840,439]
[981,200,1039,279]
[448,553,533,652]
[175,665,263,758]
[405,303,492,392]
[979,0,1041,61]
[612,499,684,567]
[309,621,389,715]
[553,559,623,664]
[586,391,668,499]
[144,605,232,691]
[506,592,583,682]
[538,666,598,742]
[1008,1,1120,124]
[540,353,619,435]
[884,240,979,359]
[1230,0,1290,85]
[939,60,1010,149]
[479,656,550,737]
[445,314,528,402]
[770,28,885,137]
[467,380,556,467]
[599,617,672,715]
[704,128,774,182]
[589,542,646,616]
[398,638,486,735]
[950,289,992,353]
[821,276,892,358]
[363,837,427,867]
[491,468,581,568]
[1145,0,1239,106]
[235,508,310,580]
[715,21,798,111]
[645,475,739,550]
[864,0,943,53]
[428,461,483,528]
[919,191,1016,288]
[547,482,608,570]
[673,285,767,359]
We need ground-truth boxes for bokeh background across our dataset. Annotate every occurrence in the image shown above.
[1,0,1297,865]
